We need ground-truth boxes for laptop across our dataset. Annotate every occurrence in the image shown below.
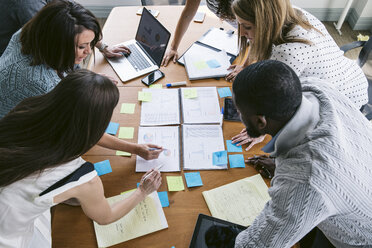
[189,214,247,248]
[107,7,171,82]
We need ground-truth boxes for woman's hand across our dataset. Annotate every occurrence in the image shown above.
[139,169,162,195]
[161,48,178,66]
[246,155,275,179]
[231,128,266,151]
[135,144,163,160]
[225,64,244,82]
[101,44,131,58]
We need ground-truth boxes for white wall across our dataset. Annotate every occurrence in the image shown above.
[291,0,349,9]
[360,0,372,17]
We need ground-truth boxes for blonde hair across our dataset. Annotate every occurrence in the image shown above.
[232,0,320,64]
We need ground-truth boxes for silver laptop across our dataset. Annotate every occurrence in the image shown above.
[107,8,171,82]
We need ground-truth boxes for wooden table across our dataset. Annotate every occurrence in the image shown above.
[52,5,271,248]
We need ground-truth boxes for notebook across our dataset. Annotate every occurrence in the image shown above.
[107,7,170,82]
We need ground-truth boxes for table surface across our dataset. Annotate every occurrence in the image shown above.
[51,5,270,248]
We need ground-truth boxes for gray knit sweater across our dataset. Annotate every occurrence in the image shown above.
[235,78,372,248]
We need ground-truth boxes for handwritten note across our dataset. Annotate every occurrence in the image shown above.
[229,154,245,168]
[226,140,243,152]
[116,151,131,157]
[118,127,134,139]
[217,87,232,98]
[166,176,185,191]
[183,88,198,99]
[184,172,203,188]
[120,103,135,114]
[138,91,152,102]
[105,122,119,135]
[212,151,228,166]
[94,160,112,176]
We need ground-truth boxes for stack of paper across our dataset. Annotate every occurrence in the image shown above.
[202,174,270,226]
[136,126,180,172]
[93,191,168,248]
[198,27,239,56]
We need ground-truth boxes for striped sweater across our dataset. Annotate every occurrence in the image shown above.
[235,78,372,248]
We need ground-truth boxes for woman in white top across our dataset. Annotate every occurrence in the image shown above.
[0,70,162,248]
[230,0,368,149]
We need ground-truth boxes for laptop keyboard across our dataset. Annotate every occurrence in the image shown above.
[126,44,152,71]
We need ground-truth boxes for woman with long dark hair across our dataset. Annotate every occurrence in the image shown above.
[0,70,162,248]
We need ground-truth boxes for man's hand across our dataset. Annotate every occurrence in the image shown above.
[231,128,266,151]
[161,48,178,66]
[246,155,275,179]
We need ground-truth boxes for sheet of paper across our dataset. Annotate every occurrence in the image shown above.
[184,172,203,188]
[217,87,232,98]
[166,176,185,191]
[202,174,271,226]
[120,103,136,114]
[94,160,112,176]
[183,124,227,170]
[105,122,119,135]
[226,140,243,152]
[229,154,245,168]
[157,191,169,207]
[118,127,134,139]
[140,88,180,126]
[181,87,221,124]
[93,191,168,248]
[138,91,152,102]
[184,47,231,80]
[116,151,131,157]
[136,126,180,172]
[198,27,239,56]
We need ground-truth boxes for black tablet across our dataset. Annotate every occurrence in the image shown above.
[223,98,240,122]
[189,214,247,248]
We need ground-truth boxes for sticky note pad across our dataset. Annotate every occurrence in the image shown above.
[183,88,198,99]
[118,127,134,139]
[137,182,140,188]
[116,150,131,156]
[226,140,243,152]
[166,176,185,191]
[184,172,203,188]
[193,60,208,69]
[206,59,221,68]
[217,87,232,98]
[120,189,136,195]
[120,103,135,114]
[105,122,119,135]
[94,160,112,176]
[229,154,246,168]
[158,191,169,207]
[138,91,152,102]
[149,84,162,89]
[212,151,228,166]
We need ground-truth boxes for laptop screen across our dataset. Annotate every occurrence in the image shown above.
[135,8,170,66]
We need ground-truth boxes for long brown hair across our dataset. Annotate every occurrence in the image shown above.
[21,0,102,77]
[232,0,320,64]
[0,70,119,187]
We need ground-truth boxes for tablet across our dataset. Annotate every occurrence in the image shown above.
[223,98,240,122]
[189,214,247,248]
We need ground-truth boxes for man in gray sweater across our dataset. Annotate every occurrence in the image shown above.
[232,60,372,248]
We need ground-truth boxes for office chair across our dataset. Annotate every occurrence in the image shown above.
[341,37,372,120]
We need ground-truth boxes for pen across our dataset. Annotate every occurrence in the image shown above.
[141,164,164,182]
[166,81,187,87]
[148,147,165,151]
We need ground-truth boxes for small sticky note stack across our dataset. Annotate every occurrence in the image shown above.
[94,160,112,176]
[105,122,119,135]
[166,176,185,191]
[212,151,228,166]
[138,91,152,102]
[184,172,203,188]
[217,87,232,98]
[118,127,134,139]
[183,88,198,99]
[120,103,135,114]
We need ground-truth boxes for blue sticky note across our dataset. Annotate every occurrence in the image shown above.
[184,172,203,188]
[226,140,243,152]
[212,151,228,165]
[217,87,232,98]
[105,122,119,135]
[206,59,221,68]
[229,154,246,168]
[94,160,112,176]
[158,191,169,207]
[137,182,140,188]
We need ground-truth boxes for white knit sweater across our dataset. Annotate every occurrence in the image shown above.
[235,78,372,248]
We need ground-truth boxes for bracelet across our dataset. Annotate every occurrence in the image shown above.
[98,42,108,52]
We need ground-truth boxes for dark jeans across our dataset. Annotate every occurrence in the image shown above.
[299,227,335,248]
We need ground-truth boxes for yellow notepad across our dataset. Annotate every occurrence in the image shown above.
[93,191,168,248]
[202,174,270,226]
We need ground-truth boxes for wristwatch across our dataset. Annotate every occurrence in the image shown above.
[98,42,108,52]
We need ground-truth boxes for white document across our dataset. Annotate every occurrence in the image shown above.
[94,191,168,248]
[202,174,271,226]
[181,87,222,124]
[183,45,231,80]
[198,27,239,56]
[183,124,227,170]
[140,88,180,126]
[136,126,180,172]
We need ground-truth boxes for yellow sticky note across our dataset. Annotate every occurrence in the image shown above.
[138,91,152,102]
[118,127,134,139]
[120,103,135,114]
[193,60,208,69]
[120,189,136,195]
[116,151,131,156]
[149,84,162,89]
[183,88,198,99]
[166,176,185,191]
